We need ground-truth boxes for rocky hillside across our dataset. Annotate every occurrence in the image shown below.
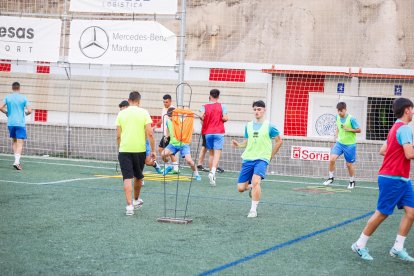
[185,0,414,68]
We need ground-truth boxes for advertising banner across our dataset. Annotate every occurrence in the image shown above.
[68,20,176,66]
[291,146,330,161]
[70,0,177,14]
[0,16,61,62]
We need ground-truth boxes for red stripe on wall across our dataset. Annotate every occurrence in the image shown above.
[284,74,325,136]
[34,109,48,122]
[151,115,161,128]
[36,61,50,74]
[0,63,11,72]
[209,68,246,82]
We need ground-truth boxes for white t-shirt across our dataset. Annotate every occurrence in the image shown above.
[161,105,174,136]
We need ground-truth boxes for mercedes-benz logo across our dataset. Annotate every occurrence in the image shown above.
[78,26,109,59]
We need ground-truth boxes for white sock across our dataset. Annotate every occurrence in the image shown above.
[393,235,406,251]
[172,162,179,171]
[211,167,217,174]
[356,232,370,249]
[329,171,334,178]
[350,176,355,182]
[194,170,199,176]
[14,154,21,164]
[250,200,259,212]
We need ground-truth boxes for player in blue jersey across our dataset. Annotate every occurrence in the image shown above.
[1,82,32,170]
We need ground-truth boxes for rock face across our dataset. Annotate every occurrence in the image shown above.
[184,0,414,69]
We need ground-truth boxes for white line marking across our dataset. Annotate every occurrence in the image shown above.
[0,155,380,190]
[0,158,115,170]
[0,176,108,185]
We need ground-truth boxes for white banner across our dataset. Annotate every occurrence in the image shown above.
[70,0,177,14]
[307,93,367,140]
[0,16,61,62]
[68,20,176,66]
[291,146,330,161]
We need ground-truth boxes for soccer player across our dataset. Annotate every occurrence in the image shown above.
[232,100,282,218]
[116,92,156,216]
[196,134,224,173]
[155,94,179,173]
[161,107,201,181]
[323,102,361,189]
[351,97,414,262]
[200,89,228,186]
[0,82,32,170]
[119,100,161,177]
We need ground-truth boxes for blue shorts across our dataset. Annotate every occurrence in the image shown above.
[237,160,268,184]
[377,176,414,215]
[8,126,27,139]
[145,140,151,157]
[166,144,191,157]
[205,134,224,150]
[331,142,356,163]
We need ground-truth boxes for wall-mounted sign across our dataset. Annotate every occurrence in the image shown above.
[0,16,61,62]
[70,0,177,14]
[68,20,177,66]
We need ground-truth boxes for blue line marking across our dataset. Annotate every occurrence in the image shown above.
[199,211,374,276]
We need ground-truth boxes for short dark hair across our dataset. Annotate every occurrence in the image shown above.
[252,100,266,108]
[210,89,220,99]
[336,102,346,110]
[12,82,20,90]
[393,97,413,118]
[167,107,176,117]
[163,94,172,100]
[129,91,141,102]
[119,100,129,108]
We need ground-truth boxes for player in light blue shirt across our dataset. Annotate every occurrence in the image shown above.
[0,82,32,170]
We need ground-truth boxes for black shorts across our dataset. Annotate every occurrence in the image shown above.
[202,134,206,148]
[118,152,146,180]
[159,136,170,148]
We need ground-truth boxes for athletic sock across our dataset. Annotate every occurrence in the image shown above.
[153,161,160,169]
[14,154,21,164]
[211,167,217,175]
[356,232,370,249]
[328,171,334,178]
[250,200,259,212]
[350,176,355,182]
[393,235,406,251]
[172,162,179,171]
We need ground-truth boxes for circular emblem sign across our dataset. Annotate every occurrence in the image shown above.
[315,114,336,136]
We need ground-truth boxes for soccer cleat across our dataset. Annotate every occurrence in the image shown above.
[171,169,180,174]
[247,210,257,218]
[195,175,201,181]
[163,165,173,176]
[348,181,356,189]
[154,162,162,174]
[389,247,414,262]
[133,198,144,210]
[323,177,334,186]
[351,242,373,261]
[216,167,225,173]
[13,163,22,170]
[208,172,216,186]
[197,165,209,172]
[125,205,134,216]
